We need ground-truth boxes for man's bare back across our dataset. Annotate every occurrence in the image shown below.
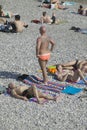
[14,20,25,32]
[11,15,28,33]
[37,35,51,55]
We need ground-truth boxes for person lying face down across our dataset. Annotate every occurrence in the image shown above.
[8,83,57,104]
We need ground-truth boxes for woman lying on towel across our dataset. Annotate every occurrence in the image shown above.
[0,5,17,18]
[55,59,87,84]
[8,83,57,104]
[78,5,87,16]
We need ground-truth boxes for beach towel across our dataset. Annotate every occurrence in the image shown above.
[70,11,78,14]
[76,77,87,85]
[78,29,87,34]
[17,74,65,93]
[63,1,76,6]
[61,86,83,95]
[31,19,41,24]
[70,26,87,34]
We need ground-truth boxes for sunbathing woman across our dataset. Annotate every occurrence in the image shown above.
[8,83,58,104]
[0,5,17,18]
[55,60,87,84]
[60,59,87,72]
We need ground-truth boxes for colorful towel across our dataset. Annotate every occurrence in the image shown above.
[18,74,65,93]
[76,77,87,85]
[61,86,83,95]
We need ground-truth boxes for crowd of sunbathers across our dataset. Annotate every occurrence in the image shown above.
[0,5,28,33]
[0,0,87,104]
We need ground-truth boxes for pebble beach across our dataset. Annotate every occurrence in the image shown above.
[0,0,87,130]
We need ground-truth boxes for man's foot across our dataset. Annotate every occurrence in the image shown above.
[38,98,47,104]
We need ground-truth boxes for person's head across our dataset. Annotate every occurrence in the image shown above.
[39,26,46,34]
[79,5,83,9]
[15,15,20,20]
[43,11,46,16]
[56,64,63,72]
[8,83,15,89]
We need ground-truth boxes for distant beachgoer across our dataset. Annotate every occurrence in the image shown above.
[51,0,60,4]
[0,5,17,18]
[9,15,28,33]
[78,5,87,16]
[40,1,65,10]
[31,11,59,24]
[36,26,55,84]
[8,83,57,104]
[55,60,87,84]
[40,11,56,24]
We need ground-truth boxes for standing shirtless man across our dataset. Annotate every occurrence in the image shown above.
[36,26,55,84]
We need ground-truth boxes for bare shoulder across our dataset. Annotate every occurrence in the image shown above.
[11,89,16,96]
[37,36,42,42]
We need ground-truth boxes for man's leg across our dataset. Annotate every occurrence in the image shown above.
[32,85,47,103]
[38,92,56,101]
[62,60,76,67]
[38,59,48,84]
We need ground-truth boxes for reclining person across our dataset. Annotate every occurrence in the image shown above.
[8,83,57,104]
[40,0,66,9]
[9,15,28,33]
[55,60,87,84]
[31,11,57,24]
[40,11,54,24]
[78,5,87,16]
[0,5,18,18]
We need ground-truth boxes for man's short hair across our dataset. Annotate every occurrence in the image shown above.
[80,5,83,9]
[43,12,46,16]
[15,15,20,20]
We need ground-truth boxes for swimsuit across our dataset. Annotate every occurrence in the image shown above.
[72,60,79,70]
[38,53,50,61]
[51,16,56,24]
[3,11,11,18]
[22,89,34,99]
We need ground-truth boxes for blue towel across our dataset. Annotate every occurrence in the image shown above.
[63,1,76,6]
[62,86,83,95]
[77,77,87,84]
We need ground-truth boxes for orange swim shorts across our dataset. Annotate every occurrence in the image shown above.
[38,53,50,61]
